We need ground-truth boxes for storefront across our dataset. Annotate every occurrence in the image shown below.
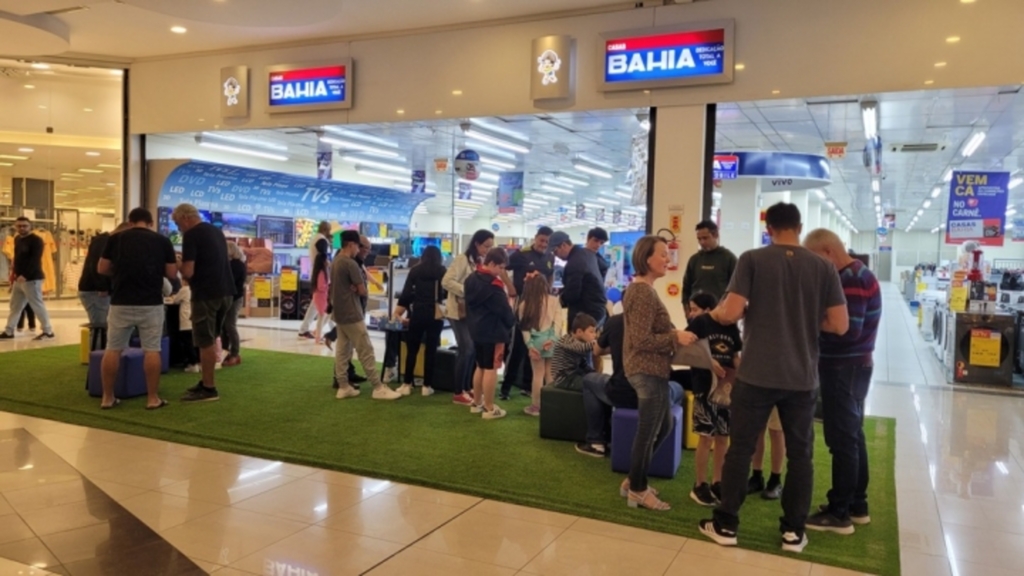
[0,59,125,301]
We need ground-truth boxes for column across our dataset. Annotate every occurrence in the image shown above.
[790,190,809,234]
[650,105,708,328]
[805,197,822,232]
[717,177,760,257]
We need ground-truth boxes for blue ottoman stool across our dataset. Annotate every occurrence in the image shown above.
[86,350,105,397]
[129,336,170,374]
[611,405,684,479]
[116,349,148,399]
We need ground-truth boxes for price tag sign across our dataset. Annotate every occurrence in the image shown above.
[390,243,400,256]
[949,286,968,312]
[253,278,272,299]
[969,328,1001,368]
[367,268,386,296]
[441,239,452,253]
[280,270,298,292]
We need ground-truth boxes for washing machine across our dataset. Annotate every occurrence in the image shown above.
[952,312,1017,386]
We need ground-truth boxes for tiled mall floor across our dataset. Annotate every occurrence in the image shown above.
[1,284,1023,575]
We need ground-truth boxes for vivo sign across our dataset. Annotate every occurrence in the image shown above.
[599,21,734,92]
[266,60,353,113]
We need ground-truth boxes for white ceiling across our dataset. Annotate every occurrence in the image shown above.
[0,0,627,59]
[148,108,651,229]
[716,85,1024,232]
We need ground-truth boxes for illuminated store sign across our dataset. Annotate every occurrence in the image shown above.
[599,20,734,92]
[267,59,353,113]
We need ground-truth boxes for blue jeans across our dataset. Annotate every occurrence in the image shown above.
[582,373,683,445]
[79,292,110,328]
[5,280,52,334]
[819,364,872,519]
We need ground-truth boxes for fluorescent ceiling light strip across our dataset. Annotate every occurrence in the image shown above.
[458,179,496,191]
[319,136,401,159]
[961,131,986,157]
[923,200,932,208]
[557,174,589,187]
[574,163,612,179]
[357,167,403,180]
[861,102,878,140]
[871,180,880,193]
[200,132,286,152]
[931,186,942,198]
[480,156,516,171]
[594,198,619,205]
[1009,177,1023,190]
[464,129,531,154]
[321,126,398,148]
[77,168,105,173]
[469,119,530,141]
[344,156,409,174]
[943,169,953,182]
[197,141,289,162]
[541,184,574,195]
[0,155,29,160]
[1006,208,1017,216]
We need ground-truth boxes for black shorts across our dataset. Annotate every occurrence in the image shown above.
[475,342,505,370]
[190,297,233,349]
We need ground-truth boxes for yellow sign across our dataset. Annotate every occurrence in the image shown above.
[949,286,968,312]
[253,278,272,299]
[441,239,452,254]
[916,282,927,293]
[367,268,386,296]
[390,243,400,256]
[969,328,1001,368]
[280,270,298,292]
[380,224,388,237]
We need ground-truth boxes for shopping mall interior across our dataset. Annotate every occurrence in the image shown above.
[1,1,1023,575]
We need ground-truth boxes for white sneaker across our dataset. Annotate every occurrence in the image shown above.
[215,362,223,370]
[470,404,486,414]
[372,385,403,400]
[335,386,360,399]
[421,386,435,397]
[382,368,397,383]
[482,406,507,420]
[184,364,200,373]
[396,384,413,396]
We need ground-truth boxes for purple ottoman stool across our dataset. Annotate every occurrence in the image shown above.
[610,405,684,479]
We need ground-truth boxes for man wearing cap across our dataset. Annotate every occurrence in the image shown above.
[502,226,555,399]
[551,231,608,328]
[586,227,610,285]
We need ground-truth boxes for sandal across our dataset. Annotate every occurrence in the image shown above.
[627,488,671,511]
[100,398,120,410]
[146,399,169,410]
[620,478,659,498]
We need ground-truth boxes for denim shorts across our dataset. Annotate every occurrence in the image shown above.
[107,305,164,352]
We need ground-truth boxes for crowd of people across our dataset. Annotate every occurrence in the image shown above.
[2,199,881,554]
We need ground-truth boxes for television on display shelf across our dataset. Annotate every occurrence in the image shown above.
[217,213,258,238]
[412,237,442,257]
[256,216,295,248]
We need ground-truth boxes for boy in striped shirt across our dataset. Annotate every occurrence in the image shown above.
[803,229,882,535]
[550,313,599,390]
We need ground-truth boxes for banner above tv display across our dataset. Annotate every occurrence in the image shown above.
[156,160,427,225]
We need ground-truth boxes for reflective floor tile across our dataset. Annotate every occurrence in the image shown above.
[367,547,516,576]
[568,517,687,551]
[156,465,299,506]
[160,507,307,565]
[414,510,564,570]
[233,478,369,524]
[383,483,482,509]
[318,493,465,545]
[229,526,402,576]
[679,540,811,576]
[521,529,678,575]
[664,552,800,576]
[119,491,224,532]
[473,500,577,528]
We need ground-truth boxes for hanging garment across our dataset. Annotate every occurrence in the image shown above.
[35,229,57,294]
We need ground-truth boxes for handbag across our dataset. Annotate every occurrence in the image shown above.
[434,281,445,320]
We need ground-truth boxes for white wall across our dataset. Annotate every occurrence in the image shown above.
[129,0,1024,135]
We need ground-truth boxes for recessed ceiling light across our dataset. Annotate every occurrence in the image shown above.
[83,108,93,112]
[935,62,947,68]
[960,0,975,4]
[17,148,33,153]
[30,63,50,70]
[85,151,101,157]
[451,90,463,96]
[78,168,103,174]
[170,26,187,34]
[110,69,124,76]
[946,36,961,43]
[38,105,47,109]
[23,84,35,89]
[924,80,935,85]
[435,110,442,115]
[734,63,745,70]
[0,155,28,160]
[396,109,405,115]
[772,90,781,95]
[0,162,13,167]
[643,90,651,95]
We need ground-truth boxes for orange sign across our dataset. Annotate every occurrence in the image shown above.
[825,142,847,159]
[669,214,682,234]
[433,158,449,172]
[666,283,681,298]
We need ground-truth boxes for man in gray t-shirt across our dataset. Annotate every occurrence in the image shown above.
[331,231,402,401]
[698,202,848,554]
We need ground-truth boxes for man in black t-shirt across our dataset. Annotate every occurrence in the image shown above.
[575,314,683,457]
[98,208,178,410]
[173,203,236,403]
[1,217,54,340]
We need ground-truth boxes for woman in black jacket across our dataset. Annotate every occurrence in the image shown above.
[393,245,447,397]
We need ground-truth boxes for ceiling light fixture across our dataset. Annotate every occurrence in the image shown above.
[814,189,826,200]
[541,184,574,196]
[861,99,879,140]
[195,132,289,161]
[924,80,935,85]
[480,156,516,171]
[734,63,745,70]
[556,174,589,187]
[615,192,633,199]
[931,186,942,198]
[458,178,498,191]
[1007,208,1017,217]
[923,200,932,208]
[826,200,836,210]
[77,168,103,174]
[85,151,100,157]
[319,136,400,159]
[946,36,961,43]
[1009,177,1023,190]
[460,122,531,154]
[83,108,93,112]
[110,69,124,76]
[0,162,13,167]
[572,156,614,179]
[170,26,187,34]
[356,167,405,181]
[871,179,880,193]
[97,164,121,169]
[30,63,50,70]
[934,61,947,68]
[874,195,881,204]
[23,84,35,89]
[636,112,651,132]
[0,154,29,160]
[17,148,33,153]
[943,168,953,182]
[961,131,986,157]
[916,209,924,216]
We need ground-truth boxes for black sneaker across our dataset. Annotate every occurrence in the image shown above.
[762,482,782,500]
[186,381,204,393]
[350,374,368,384]
[690,483,717,507]
[498,393,511,401]
[710,482,722,503]
[698,519,737,546]
[0,332,14,340]
[781,530,808,553]
[747,474,765,495]
[181,386,219,402]
[519,390,531,398]
[574,442,607,458]
[806,511,855,535]
[819,503,871,525]
[32,332,55,341]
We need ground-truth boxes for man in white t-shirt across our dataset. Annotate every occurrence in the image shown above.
[298,221,332,339]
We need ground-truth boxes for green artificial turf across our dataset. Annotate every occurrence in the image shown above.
[0,346,899,575]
